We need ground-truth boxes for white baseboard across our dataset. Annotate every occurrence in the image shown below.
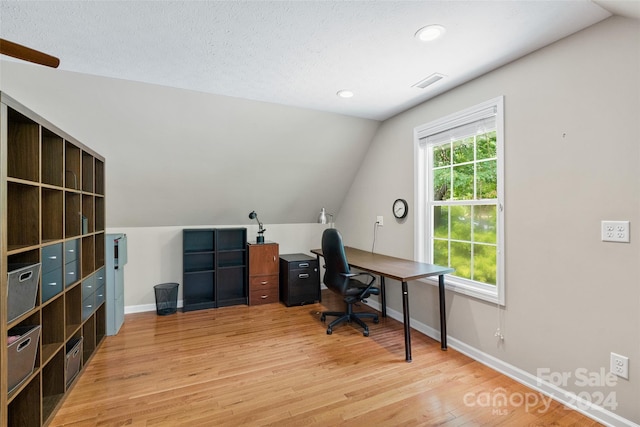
[125,299,184,314]
[365,299,638,427]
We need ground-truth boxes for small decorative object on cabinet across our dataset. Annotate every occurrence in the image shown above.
[248,242,279,305]
[279,254,320,306]
[182,228,247,311]
[0,93,106,427]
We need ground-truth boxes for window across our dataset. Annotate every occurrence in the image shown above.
[414,97,504,305]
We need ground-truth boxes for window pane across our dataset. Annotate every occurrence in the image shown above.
[450,241,471,279]
[433,144,451,167]
[433,206,449,238]
[452,164,473,200]
[476,160,497,199]
[473,243,496,285]
[477,131,497,160]
[450,205,471,241]
[473,205,496,244]
[433,239,449,266]
[453,137,474,164]
[433,167,450,201]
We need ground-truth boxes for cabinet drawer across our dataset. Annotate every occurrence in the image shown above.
[95,285,105,307]
[42,267,63,302]
[65,260,79,287]
[249,275,279,289]
[65,239,79,263]
[82,274,96,299]
[249,288,279,305]
[95,266,105,287]
[42,243,63,273]
[82,293,95,321]
[287,260,316,271]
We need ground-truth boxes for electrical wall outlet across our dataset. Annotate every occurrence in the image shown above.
[601,221,630,243]
[377,216,383,226]
[611,352,629,379]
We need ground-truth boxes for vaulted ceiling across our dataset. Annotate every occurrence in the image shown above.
[2,1,634,121]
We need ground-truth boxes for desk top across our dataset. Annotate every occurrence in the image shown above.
[311,246,454,282]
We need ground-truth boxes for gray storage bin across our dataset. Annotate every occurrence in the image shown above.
[7,325,41,393]
[7,263,41,322]
[65,337,83,387]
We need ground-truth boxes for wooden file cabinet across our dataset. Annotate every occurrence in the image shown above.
[248,242,279,305]
[279,254,320,306]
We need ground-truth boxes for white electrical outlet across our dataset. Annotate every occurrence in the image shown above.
[376,216,383,226]
[601,221,630,243]
[611,352,629,379]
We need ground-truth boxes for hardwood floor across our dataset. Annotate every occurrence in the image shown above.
[49,291,601,426]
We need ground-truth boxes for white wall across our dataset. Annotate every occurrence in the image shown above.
[108,223,327,312]
[338,16,640,424]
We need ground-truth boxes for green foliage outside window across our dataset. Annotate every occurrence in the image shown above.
[431,131,497,285]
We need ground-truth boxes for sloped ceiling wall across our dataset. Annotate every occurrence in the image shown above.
[0,60,380,227]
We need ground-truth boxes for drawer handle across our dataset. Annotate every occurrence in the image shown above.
[85,304,93,309]
[260,295,269,299]
[71,346,80,357]
[47,282,58,286]
[48,255,58,260]
[299,263,309,268]
[19,271,33,282]
[68,249,75,253]
[68,272,75,276]
[261,281,268,285]
[86,285,93,288]
[98,293,104,298]
[298,273,309,279]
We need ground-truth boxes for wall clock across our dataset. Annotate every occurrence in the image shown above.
[393,198,408,219]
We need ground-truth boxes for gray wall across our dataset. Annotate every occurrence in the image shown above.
[338,16,639,423]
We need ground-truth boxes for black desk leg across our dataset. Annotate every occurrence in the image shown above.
[439,274,447,350]
[380,276,386,317]
[401,280,412,362]
[316,254,322,302]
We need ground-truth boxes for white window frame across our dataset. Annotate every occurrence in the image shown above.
[414,96,505,305]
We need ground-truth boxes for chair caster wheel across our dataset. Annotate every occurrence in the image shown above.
[327,328,332,335]
[373,318,379,324]
[363,330,369,337]
[320,315,326,322]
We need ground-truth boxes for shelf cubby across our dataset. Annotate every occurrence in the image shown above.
[42,349,65,423]
[95,304,106,344]
[95,196,105,231]
[82,315,96,364]
[64,142,81,191]
[42,188,64,243]
[82,151,94,193]
[82,235,95,278]
[41,128,64,187]
[95,159,105,195]
[8,372,41,427]
[64,192,81,238]
[82,194,94,234]
[95,233,105,268]
[65,285,82,339]
[7,182,39,250]
[41,296,65,364]
[7,109,39,183]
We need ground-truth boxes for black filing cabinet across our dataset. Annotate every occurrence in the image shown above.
[279,253,320,306]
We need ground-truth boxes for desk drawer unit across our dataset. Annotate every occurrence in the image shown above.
[279,254,320,306]
[42,243,63,302]
[249,275,279,305]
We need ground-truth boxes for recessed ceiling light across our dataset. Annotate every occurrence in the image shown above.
[415,24,445,42]
[337,90,354,99]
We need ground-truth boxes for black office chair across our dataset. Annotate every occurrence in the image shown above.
[320,228,379,337]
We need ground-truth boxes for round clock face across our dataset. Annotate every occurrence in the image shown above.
[393,199,408,219]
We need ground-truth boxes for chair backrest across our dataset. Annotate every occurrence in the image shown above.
[321,228,351,295]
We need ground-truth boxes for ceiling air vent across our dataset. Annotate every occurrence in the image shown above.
[412,73,445,89]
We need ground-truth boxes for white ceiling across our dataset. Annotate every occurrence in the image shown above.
[0,1,637,121]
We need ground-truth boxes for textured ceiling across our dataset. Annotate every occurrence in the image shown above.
[0,1,631,121]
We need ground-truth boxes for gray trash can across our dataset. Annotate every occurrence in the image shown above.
[154,283,179,315]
